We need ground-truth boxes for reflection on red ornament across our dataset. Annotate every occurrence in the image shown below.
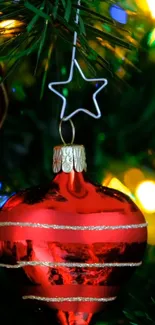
[0,145,147,325]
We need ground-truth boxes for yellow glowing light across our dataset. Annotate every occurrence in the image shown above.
[147,0,155,18]
[136,180,155,213]
[124,168,144,191]
[116,67,126,79]
[106,177,133,198]
[0,20,24,35]
[0,20,17,29]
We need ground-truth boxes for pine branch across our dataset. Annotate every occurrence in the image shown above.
[0,0,132,75]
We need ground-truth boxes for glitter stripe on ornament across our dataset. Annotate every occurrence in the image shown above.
[19,261,143,268]
[22,296,117,302]
[0,221,148,230]
[0,261,143,269]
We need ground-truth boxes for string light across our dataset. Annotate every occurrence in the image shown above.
[109,5,128,24]
[146,0,155,18]
[0,19,24,35]
[148,28,155,46]
[136,180,155,213]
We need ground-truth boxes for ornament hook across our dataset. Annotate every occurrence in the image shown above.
[59,118,75,145]
[48,0,108,121]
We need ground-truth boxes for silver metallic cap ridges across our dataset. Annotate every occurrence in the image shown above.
[53,145,87,173]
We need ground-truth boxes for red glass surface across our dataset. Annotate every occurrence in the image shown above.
[0,170,147,325]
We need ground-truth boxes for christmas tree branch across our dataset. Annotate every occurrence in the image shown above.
[0,0,132,72]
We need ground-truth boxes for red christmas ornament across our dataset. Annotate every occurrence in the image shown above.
[0,126,147,325]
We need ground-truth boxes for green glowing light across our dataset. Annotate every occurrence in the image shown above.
[148,28,155,47]
[98,133,105,141]
[61,66,67,75]
[102,24,111,33]
[62,88,68,97]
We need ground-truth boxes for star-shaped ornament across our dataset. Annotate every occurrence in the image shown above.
[48,59,108,121]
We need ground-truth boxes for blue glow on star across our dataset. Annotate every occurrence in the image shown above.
[110,5,128,24]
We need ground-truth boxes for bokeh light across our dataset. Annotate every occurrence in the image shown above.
[146,0,155,18]
[0,19,24,35]
[62,88,68,97]
[106,177,133,199]
[109,5,128,24]
[0,195,9,208]
[136,180,155,213]
[124,168,145,192]
[148,28,155,46]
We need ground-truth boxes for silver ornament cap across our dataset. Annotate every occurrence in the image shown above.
[53,145,87,173]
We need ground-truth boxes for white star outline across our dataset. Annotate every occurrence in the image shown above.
[48,0,108,121]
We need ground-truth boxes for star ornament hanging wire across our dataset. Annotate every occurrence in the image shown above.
[48,0,108,121]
